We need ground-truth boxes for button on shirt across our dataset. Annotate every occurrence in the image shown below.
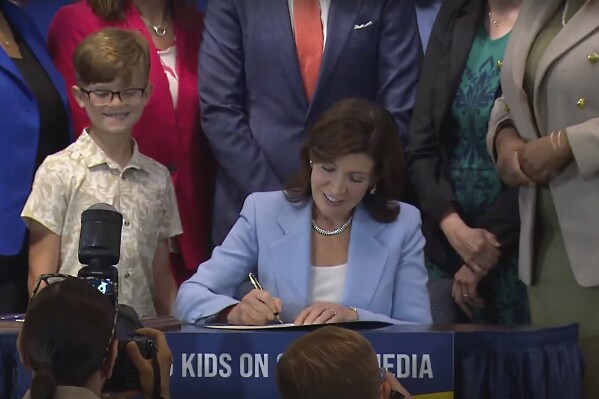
[22,131,183,316]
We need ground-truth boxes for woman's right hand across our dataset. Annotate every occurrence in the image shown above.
[226,289,282,325]
[495,126,533,186]
[440,213,500,275]
[121,328,173,399]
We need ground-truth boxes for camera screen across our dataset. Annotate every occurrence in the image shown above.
[84,277,117,306]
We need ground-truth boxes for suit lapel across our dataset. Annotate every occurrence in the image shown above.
[309,0,363,113]
[266,0,308,109]
[2,2,64,101]
[534,0,599,104]
[342,206,389,308]
[0,43,24,92]
[443,0,484,122]
[510,0,561,93]
[270,200,312,315]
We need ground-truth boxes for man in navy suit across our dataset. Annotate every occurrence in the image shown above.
[199,0,422,244]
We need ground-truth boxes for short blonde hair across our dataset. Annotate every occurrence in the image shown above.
[73,27,150,86]
[276,326,381,399]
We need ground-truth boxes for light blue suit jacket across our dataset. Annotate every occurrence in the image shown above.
[175,191,432,325]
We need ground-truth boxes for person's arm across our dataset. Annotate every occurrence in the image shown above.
[518,120,599,183]
[21,157,69,294]
[354,207,432,325]
[376,0,422,144]
[407,0,460,227]
[199,0,282,196]
[563,118,599,178]
[173,194,260,324]
[153,174,183,315]
[123,328,173,399]
[473,186,520,254]
[46,6,90,137]
[152,239,177,316]
[486,98,532,186]
[27,222,60,294]
[388,207,432,324]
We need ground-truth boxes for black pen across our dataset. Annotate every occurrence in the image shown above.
[248,272,284,324]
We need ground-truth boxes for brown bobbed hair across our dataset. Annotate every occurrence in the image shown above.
[276,326,381,399]
[285,98,406,223]
[20,278,116,399]
[87,0,194,22]
[73,27,151,86]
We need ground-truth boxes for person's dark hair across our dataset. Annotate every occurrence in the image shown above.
[276,326,381,399]
[87,0,196,22]
[86,0,126,20]
[285,98,406,223]
[19,278,115,399]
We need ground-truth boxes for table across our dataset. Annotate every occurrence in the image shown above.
[1,322,583,399]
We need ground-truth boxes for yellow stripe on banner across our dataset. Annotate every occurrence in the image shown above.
[412,391,454,399]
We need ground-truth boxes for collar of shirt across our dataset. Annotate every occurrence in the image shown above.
[76,129,149,173]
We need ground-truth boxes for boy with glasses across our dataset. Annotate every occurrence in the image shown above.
[21,27,182,318]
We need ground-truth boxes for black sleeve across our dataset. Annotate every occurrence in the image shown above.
[473,186,520,254]
[406,1,463,227]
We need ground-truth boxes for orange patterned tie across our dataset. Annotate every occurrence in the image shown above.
[293,0,324,102]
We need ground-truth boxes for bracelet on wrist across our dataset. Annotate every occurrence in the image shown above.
[348,307,359,321]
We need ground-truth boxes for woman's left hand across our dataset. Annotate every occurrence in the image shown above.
[294,302,358,325]
[518,135,573,183]
[452,265,485,320]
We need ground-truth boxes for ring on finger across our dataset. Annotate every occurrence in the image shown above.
[327,308,337,317]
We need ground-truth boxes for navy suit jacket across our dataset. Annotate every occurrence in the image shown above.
[174,191,432,325]
[199,0,422,243]
[0,1,69,255]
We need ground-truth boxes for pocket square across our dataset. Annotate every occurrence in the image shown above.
[353,21,373,30]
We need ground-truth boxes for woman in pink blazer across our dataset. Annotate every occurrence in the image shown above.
[47,0,214,285]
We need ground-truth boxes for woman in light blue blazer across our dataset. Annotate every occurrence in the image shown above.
[175,98,432,325]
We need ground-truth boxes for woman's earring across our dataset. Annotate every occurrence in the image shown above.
[369,185,377,195]
[309,160,314,168]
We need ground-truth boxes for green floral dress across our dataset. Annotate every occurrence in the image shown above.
[427,26,529,324]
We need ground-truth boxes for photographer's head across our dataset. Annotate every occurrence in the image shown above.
[18,277,117,399]
[276,326,396,399]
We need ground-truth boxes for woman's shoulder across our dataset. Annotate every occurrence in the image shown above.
[245,190,289,209]
[53,1,98,20]
[385,201,423,231]
[49,1,105,34]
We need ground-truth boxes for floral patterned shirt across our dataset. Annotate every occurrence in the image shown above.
[22,131,182,316]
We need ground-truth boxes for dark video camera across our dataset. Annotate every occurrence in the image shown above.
[77,203,156,394]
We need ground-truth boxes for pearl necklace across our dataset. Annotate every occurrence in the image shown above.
[311,216,353,236]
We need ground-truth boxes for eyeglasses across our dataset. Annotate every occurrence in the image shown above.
[78,86,147,106]
[30,273,119,365]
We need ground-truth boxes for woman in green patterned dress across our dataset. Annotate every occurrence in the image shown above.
[408,0,528,323]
